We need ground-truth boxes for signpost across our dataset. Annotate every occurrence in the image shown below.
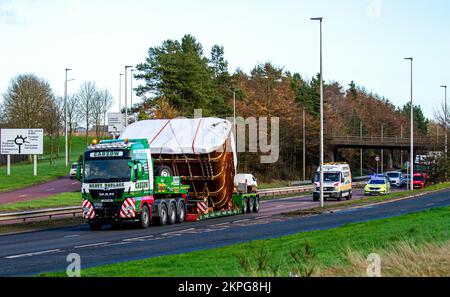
[107,113,125,138]
[0,129,44,176]
[375,156,380,174]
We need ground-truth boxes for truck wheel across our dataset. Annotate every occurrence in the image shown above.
[247,197,254,213]
[242,198,249,213]
[313,194,319,202]
[139,205,150,229]
[157,203,168,226]
[88,221,102,231]
[155,166,173,177]
[337,192,343,201]
[253,196,260,213]
[176,200,186,223]
[167,202,177,225]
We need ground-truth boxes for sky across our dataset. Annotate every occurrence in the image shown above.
[0,0,449,120]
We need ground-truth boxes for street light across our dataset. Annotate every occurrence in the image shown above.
[124,65,133,127]
[311,17,324,208]
[131,69,136,121]
[404,57,414,192]
[64,68,72,168]
[381,123,385,173]
[119,73,124,112]
[440,85,447,159]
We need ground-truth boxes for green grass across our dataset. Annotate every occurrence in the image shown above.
[41,205,450,277]
[0,136,95,192]
[0,192,81,212]
[258,180,292,189]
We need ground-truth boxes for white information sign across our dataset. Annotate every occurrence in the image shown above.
[108,113,125,133]
[0,129,44,155]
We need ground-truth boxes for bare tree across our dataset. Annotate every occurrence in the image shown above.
[43,98,62,164]
[2,74,54,128]
[67,94,81,162]
[76,81,97,145]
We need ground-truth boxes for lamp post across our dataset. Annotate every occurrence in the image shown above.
[131,69,136,122]
[381,124,385,173]
[311,16,324,208]
[124,66,133,127]
[303,108,306,181]
[119,73,124,112]
[440,85,447,158]
[404,57,414,192]
[64,68,72,168]
[441,85,447,180]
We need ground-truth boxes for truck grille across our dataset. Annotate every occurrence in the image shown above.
[95,202,122,219]
[89,189,125,200]
[316,187,335,192]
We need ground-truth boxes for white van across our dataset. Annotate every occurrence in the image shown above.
[234,173,258,193]
[313,163,352,201]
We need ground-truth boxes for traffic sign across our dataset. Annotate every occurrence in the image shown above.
[375,156,380,162]
[0,129,43,155]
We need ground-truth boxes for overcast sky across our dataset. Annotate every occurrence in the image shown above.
[1,0,449,119]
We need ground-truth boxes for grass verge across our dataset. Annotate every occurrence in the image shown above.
[0,192,81,212]
[40,205,450,277]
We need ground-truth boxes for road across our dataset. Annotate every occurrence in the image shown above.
[0,187,448,276]
[0,177,81,205]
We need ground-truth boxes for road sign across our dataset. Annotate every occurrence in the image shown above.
[108,113,125,133]
[375,156,380,162]
[0,129,43,155]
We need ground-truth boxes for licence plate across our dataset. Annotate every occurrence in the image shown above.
[94,203,103,209]
[101,199,114,203]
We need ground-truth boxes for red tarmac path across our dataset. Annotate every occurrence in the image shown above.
[0,177,81,205]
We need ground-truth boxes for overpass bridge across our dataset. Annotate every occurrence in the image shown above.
[327,135,444,163]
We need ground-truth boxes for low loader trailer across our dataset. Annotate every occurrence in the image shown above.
[78,118,260,230]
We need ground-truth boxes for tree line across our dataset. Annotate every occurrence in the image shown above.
[132,34,447,181]
[0,74,113,164]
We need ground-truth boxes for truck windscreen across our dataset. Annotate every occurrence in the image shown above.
[84,159,131,183]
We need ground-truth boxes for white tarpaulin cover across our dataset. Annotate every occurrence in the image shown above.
[120,118,237,170]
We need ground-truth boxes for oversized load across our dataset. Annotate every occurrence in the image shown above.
[120,118,237,211]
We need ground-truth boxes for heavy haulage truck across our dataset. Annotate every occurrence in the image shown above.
[79,118,260,230]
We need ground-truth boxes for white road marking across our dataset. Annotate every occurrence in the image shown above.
[275,205,285,208]
[123,235,155,242]
[46,188,55,191]
[426,203,435,206]
[233,219,250,223]
[72,182,78,185]
[5,249,62,259]
[104,242,132,247]
[64,234,80,238]
[19,194,28,198]
[74,242,110,249]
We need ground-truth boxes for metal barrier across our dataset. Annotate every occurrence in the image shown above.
[0,181,370,223]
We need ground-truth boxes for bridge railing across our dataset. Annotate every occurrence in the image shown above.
[329,136,438,145]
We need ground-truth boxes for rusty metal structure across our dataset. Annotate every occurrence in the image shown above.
[153,138,235,211]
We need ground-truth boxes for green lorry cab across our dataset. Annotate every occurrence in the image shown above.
[78,138,259,231]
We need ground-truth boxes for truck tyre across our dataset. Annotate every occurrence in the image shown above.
[242,198,249,213]
[176,200,186,223]
[313,194,319,202]
[155,166,173,177]
[139,205,150,229]
[253,196,260,213]
[156,203,168,226]
[88,221,102,231]
[167,202,177,225]
[247,197,254,213]
[337,192,343,201]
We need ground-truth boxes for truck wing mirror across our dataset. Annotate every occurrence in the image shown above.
[136,162,143,180]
